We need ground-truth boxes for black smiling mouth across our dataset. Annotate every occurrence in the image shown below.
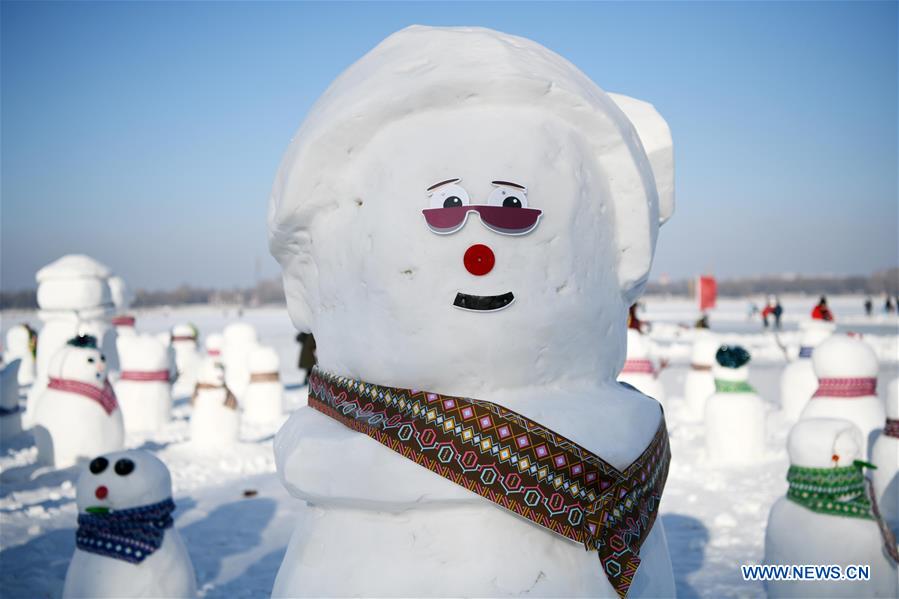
[453,292,515,312]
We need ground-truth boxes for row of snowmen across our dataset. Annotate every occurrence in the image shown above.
[0,254,288,466]
[620,321,898,596]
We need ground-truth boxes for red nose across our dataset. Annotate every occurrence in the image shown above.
[463,244,495,276]
[95,485,108,500]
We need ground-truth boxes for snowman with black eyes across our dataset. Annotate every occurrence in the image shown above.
[63,449,197,598]
[32,335,124,468]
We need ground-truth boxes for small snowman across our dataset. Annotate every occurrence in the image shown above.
[4,324,36,386]
[619,328,667,408]
[242,345,283,425]
[32,336,124,468]
[871,378,898,532]
[704,345,767,465]
[204,333,224,366]
[222,323,257,400]
[0,358,23,442]
[683,331,719,420]
[779,319,835,421]
[115,335,173,433]
[800,334,886,450]
[63,449,197,598]
[190,358,239,450]
[764,418,899,598]
[170,323,201,389]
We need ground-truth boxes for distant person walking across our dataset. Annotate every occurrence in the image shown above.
[864,297,873,316]
[885,295,895,314]
[811,296,834,322]
[772,296,783,329]
[296,332,317,385]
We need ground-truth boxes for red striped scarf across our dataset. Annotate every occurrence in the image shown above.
[813,377,877,398]
[621,359,655,375]
[120,370,170,382]
[48,377,118,415]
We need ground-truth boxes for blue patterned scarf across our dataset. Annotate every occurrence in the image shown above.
[76,497,175,564]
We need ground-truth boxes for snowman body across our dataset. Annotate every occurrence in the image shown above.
[32,343,124,468]
[243,345,283,424]
[222,323,257,400]
[619,328,666,408]
[871,378,898,531]
[683,333,719,420]
[704,360,766,464]
[171,324,201,390]
[800,335,885,450]
[63,450,196,598]
[269,26,677,598]
[115,335,172,433]
[779,320,834,421]
[190,360,239,450]
[4,324,36,386]
[765,419,899,598]
[0,359,23,442]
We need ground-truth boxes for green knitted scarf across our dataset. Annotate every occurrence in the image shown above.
[714,379,755,393]
[786,463,873,520]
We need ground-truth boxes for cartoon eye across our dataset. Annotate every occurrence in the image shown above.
[100,355,106,362]
[428,183,470,209]
[89,456,109,474]
[487,184,528,208]
[114,458,135,476]
[87,357,95,364]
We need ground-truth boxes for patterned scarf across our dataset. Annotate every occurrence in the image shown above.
[787,462,899,563]
[690,363,712,372]
[621,359,655,375]
[48,377,118,415]
[308,367,670,598]
[884,418,899,439]
[111,315,136,327]
[714,379,755,393]
[249,372,280,383]
[813,377,877,398]
[120,370,171,382]
[76,497,175,564]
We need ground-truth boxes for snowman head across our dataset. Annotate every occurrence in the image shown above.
[248,345,280,374]
[787,418,862,468]
[690,332,720,367]
[171,323,198,346]
[812,334,878,380]
[269,26,674,392]
[48,336,106,388]
[5,325,32,355]
[625,329,652,360]
[197,358,225,386]
[76,450,171,513]
[712,345,750,382]
[118,334,169,371]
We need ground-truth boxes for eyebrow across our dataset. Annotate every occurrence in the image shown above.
[491,180,527,191]
[426,178,461,192]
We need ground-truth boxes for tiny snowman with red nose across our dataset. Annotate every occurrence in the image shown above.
[63,450,197,598]
[32,335,124,468]
[269,26,678,598]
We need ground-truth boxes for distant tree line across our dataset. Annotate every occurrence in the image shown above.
[646,268,899,297]
[0,278,286,310]
[2,269,897,310]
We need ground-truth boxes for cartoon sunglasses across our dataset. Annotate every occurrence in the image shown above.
[422,179,542,236]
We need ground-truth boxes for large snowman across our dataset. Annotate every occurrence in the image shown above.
[268,26,675,597]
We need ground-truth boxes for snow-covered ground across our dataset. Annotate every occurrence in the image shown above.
[1,295,896,598]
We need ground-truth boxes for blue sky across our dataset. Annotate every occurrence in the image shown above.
[2,1,896,290]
